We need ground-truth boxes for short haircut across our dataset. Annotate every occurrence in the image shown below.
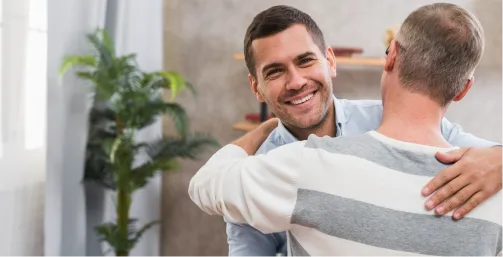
[243,5,326,77]
[395,3,485,106]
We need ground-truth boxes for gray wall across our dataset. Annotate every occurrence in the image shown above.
[161,0,502,255]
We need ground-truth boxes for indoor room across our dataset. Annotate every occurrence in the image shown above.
[0,0,501,256]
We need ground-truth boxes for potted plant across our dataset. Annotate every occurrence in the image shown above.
[59,29,218,256]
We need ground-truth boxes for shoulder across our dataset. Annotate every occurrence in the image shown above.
[255,128,285,154]
[304,133,371,152]
[336,99,384,131]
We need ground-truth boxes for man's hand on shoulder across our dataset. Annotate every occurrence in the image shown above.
[233,118,279,155]
[421,146,502,219]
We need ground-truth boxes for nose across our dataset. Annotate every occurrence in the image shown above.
[285,67,307,91]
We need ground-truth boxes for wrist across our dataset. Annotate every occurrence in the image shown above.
[232,118,278,155]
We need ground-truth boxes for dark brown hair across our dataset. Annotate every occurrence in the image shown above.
[243,5,326,77]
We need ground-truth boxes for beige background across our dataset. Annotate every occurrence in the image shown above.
[161,0,502,255]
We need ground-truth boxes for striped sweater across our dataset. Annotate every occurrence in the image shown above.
[189,131,502,256]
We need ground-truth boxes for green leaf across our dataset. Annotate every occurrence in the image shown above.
[186,82,198,99]
[59,55,97,75]
[158,71,187,101]
[134,220,161,241]
[87,31,114,69]
[58,55,97,82]
[109,137,122,164]
[76,71,95,82]
[163,103,189,137]
[101,138,116,157]
[145,134,219,160]
[100,29,116,57]
[131,158,179,191]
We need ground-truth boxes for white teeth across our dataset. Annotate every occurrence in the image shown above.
[290,93,314,105]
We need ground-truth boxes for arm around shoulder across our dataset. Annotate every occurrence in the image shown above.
[440,117,501,147]
[188,142,305,234]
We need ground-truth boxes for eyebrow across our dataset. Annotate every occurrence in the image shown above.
[260,51,317,76]
[296,51,316,61]
[261,62,282,76]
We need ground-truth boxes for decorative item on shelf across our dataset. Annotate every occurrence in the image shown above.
[331,46,363,57]
[245,112,274,123]
[59,29,218,256]
[384,25,399,47]
[232,121,260,132]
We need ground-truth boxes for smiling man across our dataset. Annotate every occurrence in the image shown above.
[212,5,502,256]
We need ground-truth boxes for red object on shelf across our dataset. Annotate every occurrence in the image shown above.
[245,113,274,122]
[331,46,363,57]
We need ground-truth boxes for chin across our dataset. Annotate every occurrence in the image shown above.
[290,115,325,129]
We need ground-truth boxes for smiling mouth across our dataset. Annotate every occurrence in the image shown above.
[287,91,317,105]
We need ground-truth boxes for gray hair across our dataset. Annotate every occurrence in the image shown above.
[395,3,485,106]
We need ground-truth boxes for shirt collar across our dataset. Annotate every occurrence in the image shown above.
[275,95,346,144]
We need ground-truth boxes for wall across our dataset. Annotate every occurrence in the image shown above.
[161,0,502,255]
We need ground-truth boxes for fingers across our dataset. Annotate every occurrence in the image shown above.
[433,184,478,215]
[422,165,461,197]
[452,191,489,220]
[435,148,470,164]
[424,173,467,210]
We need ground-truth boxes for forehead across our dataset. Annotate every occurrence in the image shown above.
[251,24,323,70]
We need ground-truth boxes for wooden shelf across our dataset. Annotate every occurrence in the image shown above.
[233,53,385,67]
[232,121,259,132]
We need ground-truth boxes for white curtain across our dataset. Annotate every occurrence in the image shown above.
[45,0,164,255]
[0,0,47,255]
[45,0,106,255]
[1,0,163,255]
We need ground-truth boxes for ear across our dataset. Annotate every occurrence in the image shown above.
[384,40,399,72]
[453,77,473,102]
[248,73,265,102]
[326,47,337,78]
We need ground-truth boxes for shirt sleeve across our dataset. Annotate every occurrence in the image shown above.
[440,117,501,147]
[188,142,305,234]
[226,222,283,256]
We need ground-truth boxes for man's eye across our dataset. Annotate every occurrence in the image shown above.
[299,58,314,65]
[266,69,282,77]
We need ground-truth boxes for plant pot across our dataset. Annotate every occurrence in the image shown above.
[84,181,106,256]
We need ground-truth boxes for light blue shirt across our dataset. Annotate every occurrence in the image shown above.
[225,96,499,256]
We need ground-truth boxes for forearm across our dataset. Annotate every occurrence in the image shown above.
[188,144,249,217]
[189,154,296,233]
[441,118,501,147]
[189,134,301,233]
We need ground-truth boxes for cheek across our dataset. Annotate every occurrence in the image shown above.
[305,64,330,85]
[262,81,284,103]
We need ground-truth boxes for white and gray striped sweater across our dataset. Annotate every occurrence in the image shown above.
[189,131,502,256]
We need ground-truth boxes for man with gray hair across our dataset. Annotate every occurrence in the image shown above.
[189,3,501,256]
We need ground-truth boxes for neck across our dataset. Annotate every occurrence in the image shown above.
[377,88,451,148]
[285,99,337,140]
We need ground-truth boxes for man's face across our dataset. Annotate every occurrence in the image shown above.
[248,24,336,129]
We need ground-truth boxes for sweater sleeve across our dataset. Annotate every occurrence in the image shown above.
[188,142,305,234]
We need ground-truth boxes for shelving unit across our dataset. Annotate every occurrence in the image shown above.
[232,52,385,132]
[232,121,260,132]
